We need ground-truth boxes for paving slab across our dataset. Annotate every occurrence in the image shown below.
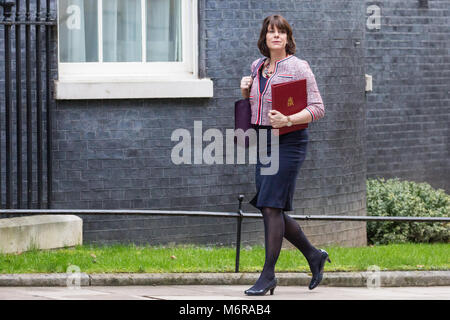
[0,285,449,300]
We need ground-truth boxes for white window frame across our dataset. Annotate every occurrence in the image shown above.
[54,0,213,99]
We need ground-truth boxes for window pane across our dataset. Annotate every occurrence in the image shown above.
[103,0,142,62]
[146,0,182,62]
[58,0,98,62]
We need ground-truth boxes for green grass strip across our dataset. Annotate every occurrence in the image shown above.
[0,242,448,274]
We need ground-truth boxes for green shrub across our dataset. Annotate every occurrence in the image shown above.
[366,178,450,245]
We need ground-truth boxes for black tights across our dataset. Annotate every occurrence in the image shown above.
[250,207,322,291]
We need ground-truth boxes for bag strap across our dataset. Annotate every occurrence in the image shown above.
[251,57,267,79]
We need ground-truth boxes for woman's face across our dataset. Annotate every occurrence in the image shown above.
[266,24,287,52]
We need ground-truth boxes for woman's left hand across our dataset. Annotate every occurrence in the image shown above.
[268,110,287,128]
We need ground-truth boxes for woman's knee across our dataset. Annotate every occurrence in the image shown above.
[262,207,283,216]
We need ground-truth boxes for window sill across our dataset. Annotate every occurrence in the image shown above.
[54,77,214,100]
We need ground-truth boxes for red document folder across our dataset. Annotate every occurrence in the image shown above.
[271,79,308,136]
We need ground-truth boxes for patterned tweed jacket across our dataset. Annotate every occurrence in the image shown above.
[249,55,325,126]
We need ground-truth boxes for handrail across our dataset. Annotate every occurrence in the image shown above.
[1,209,449,222]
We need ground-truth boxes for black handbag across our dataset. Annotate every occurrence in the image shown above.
[234,58,265,148]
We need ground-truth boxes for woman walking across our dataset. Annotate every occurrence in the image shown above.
[240,14,330,296]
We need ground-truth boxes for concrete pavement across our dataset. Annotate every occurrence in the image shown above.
[0,285,449,300]
[1,271,449,300]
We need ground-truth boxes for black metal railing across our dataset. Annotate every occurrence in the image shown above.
[1,195,449,272]
[0,0,56,209]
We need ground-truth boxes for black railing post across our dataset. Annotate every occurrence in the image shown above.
[1,0,15,209]
[235,194,244,273]
[25,0,33,208]
[36,0,43,208]
[15,0,23,208]
[45,0,53,208]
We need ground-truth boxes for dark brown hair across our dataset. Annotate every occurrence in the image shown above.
[257,15,296,58]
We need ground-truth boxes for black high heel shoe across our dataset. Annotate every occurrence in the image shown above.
[244,278,277,296]
[308,249,331,290]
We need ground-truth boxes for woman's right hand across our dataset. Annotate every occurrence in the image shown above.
[240,76,253,90]
[240,76,253,98]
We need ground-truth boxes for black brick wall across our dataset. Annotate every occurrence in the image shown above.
[364,0,450,192]
[14,0,450,247]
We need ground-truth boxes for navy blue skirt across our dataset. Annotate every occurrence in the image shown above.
[249,125,308,212]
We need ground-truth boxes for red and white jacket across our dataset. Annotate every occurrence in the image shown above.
[249,55,325,126]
